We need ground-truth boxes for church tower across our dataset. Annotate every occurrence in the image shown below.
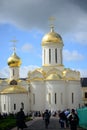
[41,25,64,68]
[7,41,21,80]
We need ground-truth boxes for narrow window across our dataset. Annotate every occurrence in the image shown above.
[49,49,51,63]
[85,92,87,98]
[44,49,45,64]
[14,104,16,110]
[55,93,57,104]
[49,93,51,104]
[72,92,74,104]
[13,69,14,76]
[4,104,6,110]
[33,93,35,104]
[61,93,63,104]
[55,48,57,63]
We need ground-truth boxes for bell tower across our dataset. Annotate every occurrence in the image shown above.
[41,18,64,67]
[7,39,22,80]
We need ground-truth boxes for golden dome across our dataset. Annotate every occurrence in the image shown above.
[42,27,63,46]
[7,52,22,67]
[0,85,28,94]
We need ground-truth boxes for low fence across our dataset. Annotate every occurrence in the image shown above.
[77,107,87,129]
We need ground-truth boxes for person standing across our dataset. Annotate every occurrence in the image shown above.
[44,109,50,129]
[16,108,27,130]
[68,109,79,130]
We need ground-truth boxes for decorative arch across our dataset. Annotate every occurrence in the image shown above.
[46,68,62,78]
[10,79,17,85]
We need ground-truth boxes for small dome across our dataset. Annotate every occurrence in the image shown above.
[42,27,63,46]
[7,52,22,67]
[0,85,28,94]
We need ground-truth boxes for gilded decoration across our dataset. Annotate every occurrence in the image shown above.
[62,69,80,80]
[46,73,61,80]
[42,27,63,46]
[0,85,28,94]
[7,52,21,67]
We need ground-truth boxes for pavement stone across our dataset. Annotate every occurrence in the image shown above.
[11,117,83,130]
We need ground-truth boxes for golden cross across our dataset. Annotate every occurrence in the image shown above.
[49,16,55,28]
[10,38,18,52]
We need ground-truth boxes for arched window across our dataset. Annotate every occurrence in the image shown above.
[13,69,14,76]
[44,49,45,64]
[55,48,57,63]
[61,93,63,104]
[4,104,6,110]
[49,93,51,104]
[33,93,35,104]
[72,92,74,104]
[14,104,16,110]
[10,80,17,85]
[55,93,57,104]
[49,49,51,63]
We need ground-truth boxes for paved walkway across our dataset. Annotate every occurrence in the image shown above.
[11,117,82,130]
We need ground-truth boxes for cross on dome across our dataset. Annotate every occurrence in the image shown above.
[49,16,55,32]
[10,38,18,53]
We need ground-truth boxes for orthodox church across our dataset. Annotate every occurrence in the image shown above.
[0,25,82,115]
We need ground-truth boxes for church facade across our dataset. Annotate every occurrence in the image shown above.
[0,26,83,115]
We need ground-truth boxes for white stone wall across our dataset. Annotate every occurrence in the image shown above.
[0,93,29,115]
[9,67,19,80]
[45,80,67,111]
[30,81,45,112]
[42,44,63,66]
[66,80,82,109]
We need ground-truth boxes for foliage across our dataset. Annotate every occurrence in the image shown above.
[0,115,32,130]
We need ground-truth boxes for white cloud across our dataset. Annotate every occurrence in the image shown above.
[0,65,87,78]
[0,67,10,78]
[63,49,84,61]
[21,43,33,53]
[20,65,39,78]
[0,0,87,35]
[74,32,87,45]
[0,65,40,78]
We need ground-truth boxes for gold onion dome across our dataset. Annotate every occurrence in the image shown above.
[7,52,22,67]
[42,27,63,46]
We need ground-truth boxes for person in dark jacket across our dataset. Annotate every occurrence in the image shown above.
[16,108,27,130]
[59,111,67,128]
[68,109,79,130]
[44,109,50,129]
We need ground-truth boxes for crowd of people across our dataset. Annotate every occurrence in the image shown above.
[41,108,79,130]
[0,107,80,130]
[58,109,79,130]
[15,108,79,130]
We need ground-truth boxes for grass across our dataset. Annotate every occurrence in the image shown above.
[0,117,16,130]
[0,115,32,130]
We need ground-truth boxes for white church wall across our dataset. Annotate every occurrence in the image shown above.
[66,80,82,109]
[30,81,45,112]
[1,93,29,115]
[10,67,19,80]
[45,80,67,111]
[42,45,63,66]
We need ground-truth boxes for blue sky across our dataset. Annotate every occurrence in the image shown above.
[0,0,87,78]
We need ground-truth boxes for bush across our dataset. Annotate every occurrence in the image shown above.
[0,115,32,130]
